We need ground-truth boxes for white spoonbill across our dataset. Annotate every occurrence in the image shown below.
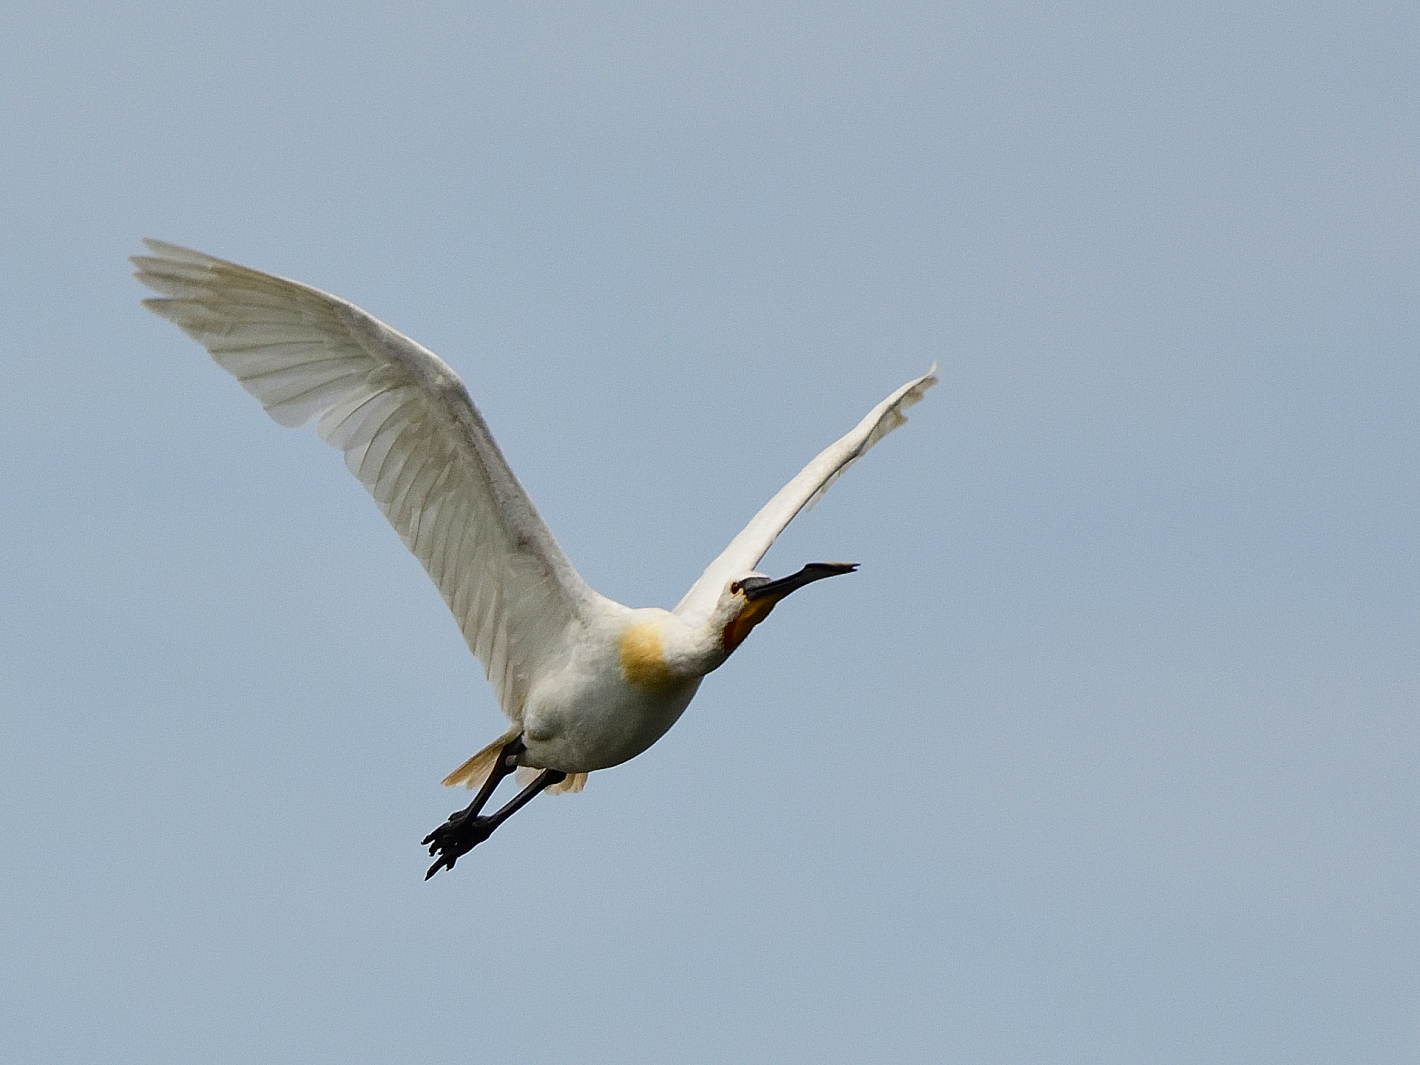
[132,240,936,877]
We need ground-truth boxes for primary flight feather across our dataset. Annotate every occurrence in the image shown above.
[132,240,935,875]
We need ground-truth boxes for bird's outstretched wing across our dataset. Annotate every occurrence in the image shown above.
[674,367,937,624]
[133,240,599,720]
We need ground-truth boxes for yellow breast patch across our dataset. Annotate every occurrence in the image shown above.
[619,622,681,694]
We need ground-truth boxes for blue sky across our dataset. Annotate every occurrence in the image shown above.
[3,3,1417,1062]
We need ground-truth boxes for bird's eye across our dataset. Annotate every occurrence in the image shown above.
[730,580,741,594]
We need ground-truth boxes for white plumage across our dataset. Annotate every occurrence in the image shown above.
[133,240,935,870]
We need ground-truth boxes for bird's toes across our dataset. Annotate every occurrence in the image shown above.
[421,813,496,875]
[421,808,469,848]
[421,825,445,848]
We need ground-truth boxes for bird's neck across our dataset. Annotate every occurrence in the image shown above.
[617,609,729,693]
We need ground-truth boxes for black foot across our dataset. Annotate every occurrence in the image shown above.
[420,763,568,880]
[423,808,496,878]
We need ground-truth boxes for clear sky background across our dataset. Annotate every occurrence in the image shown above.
[2,3,1417,1062]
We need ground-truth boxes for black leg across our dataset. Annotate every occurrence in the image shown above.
[420,735,524,873]
[480,768,568,831]
[464,735,526,819]
[422,752,567,879]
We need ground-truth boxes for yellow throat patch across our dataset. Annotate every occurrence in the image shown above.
[722,597,777,654]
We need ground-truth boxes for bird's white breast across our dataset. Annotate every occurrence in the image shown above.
[519,609,702,773]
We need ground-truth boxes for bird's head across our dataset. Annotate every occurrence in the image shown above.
[718,562,859,654]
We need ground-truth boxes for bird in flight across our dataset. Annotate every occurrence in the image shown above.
[133,241,936,878]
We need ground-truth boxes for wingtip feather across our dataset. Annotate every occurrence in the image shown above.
[139,238,219,264]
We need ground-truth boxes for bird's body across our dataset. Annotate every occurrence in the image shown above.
[522,605,709,774]
[132,240,935,873]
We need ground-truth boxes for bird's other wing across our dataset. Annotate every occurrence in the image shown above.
[673,366,937,624]
[133,240,600,720]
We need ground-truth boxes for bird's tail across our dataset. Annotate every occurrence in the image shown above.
[441,729,587,795]
[441,730,517,789]
[517,766,588,795]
